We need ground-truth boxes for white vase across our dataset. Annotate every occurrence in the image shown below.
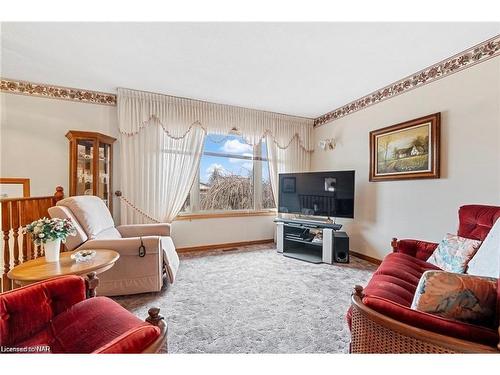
[44,239,61,262]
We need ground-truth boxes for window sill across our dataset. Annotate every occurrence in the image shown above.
[174,209,277,221]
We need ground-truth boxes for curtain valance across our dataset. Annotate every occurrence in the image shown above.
[117,88,314,152]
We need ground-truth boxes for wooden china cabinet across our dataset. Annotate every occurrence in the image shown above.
[66,131,116,211]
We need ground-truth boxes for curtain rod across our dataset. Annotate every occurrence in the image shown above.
[117,86,315,122]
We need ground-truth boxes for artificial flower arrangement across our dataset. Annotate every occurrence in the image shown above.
[25,217,77,245]
[25,217,77,262]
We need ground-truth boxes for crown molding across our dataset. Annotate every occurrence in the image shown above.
[314,34,500,127]
[0,78,117,106]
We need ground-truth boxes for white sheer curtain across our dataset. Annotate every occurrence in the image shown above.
[266,135,311,209]
[117,88,314,223]
[120,118,205,224]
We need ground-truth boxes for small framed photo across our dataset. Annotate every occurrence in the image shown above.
[282,177,296,193]
[369,113,440,181]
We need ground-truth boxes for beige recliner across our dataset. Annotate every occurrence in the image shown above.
[48,196,179,296]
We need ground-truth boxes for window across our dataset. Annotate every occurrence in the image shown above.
[181,134,276,213]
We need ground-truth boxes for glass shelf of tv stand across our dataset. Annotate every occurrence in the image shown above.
[283,247,323,264]
[283,238,323,263]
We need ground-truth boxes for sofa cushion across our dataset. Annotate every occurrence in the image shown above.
[49,297,160,353]
[363,253,442,307]
[15,326,54,353]
[57,196,115,239]
[426,234,481,273]
[411,270,498,328]
[10,297,160,353]
[346,252,440,330]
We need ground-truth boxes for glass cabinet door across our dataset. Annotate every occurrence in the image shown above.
[67,130,116,211]
[98,142,111,207]
[76,139,95,196]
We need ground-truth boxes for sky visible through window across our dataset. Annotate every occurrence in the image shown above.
[200,135,270,184]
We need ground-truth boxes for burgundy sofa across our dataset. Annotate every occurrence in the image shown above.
[347,204,500,348]
[0,276,167,353]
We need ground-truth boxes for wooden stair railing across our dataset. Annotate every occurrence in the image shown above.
[1,186,64,292]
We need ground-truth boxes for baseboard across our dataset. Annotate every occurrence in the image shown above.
[177,239,275,253]
[350,250,382,265]
[177,241,382,265]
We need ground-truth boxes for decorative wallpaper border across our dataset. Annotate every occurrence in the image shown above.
[314,34,500,127]
[0,78,117,106]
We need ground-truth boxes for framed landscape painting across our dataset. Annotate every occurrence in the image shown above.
[369,113,440,181]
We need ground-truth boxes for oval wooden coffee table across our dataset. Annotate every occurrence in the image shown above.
[7,249,119,297]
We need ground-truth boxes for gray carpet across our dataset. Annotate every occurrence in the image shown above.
[113,248,376,353]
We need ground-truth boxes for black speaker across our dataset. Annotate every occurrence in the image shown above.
[333,231,349,263]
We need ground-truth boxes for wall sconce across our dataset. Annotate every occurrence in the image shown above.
[318,138,336,151]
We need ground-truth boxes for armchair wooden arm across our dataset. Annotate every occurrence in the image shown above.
[349,286,499,354]
[143,307,168,353]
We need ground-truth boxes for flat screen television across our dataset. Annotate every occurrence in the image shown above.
[278,170,355,219]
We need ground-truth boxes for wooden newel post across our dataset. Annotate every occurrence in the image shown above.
[353,285,364,299]
[145,307,168,353]
[85,272,99,298]
[391,237,398,252]
[54,186,64,202]
[146,307,165,326]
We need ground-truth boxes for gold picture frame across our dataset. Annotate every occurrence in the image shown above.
[369,113,440,181]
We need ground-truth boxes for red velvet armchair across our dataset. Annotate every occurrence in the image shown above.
[0,276,167,353]
[348,204,500,353]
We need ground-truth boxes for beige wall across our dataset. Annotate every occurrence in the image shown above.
[6,57,497,255]
[171,215,275,248]
[0,93,122,218]
[0,92,275,248]
[312,57,500,260]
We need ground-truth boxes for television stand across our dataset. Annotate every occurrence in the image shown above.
[274,218,349,264]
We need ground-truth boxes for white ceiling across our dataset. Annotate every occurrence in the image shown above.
[1,22,499,118]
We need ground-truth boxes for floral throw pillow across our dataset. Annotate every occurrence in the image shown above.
[411,270,498,327]
[426,233,481,273]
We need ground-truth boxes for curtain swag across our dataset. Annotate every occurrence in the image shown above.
[117,88,315,152]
